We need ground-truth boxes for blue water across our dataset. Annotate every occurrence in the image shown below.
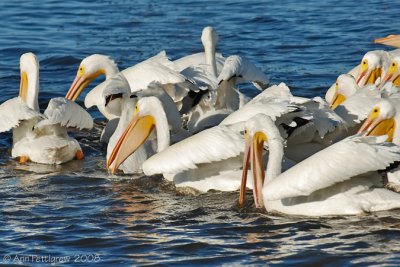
[1,0,400,266]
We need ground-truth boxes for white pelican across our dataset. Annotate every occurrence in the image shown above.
[239,114,400,216]
[105,75,188,174]
[378,55,400,90]
[0,53,93,164]
[141,83,343,192]
[354,50,391,87]
[65,51,188,120]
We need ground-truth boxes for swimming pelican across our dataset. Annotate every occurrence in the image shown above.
[0,53,93,164]
[105,75,188,174]
[239,114,400,216]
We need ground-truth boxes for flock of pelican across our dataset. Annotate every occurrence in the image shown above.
[2,28,400,216]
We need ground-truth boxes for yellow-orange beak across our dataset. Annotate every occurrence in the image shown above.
[356,68,381,87]
[65,70,104,101]
[356,68,368,85]
[239,138,251,207]
[19,71,28,103]
[379,71,400,90]
[357,117,395,142]
[330,93,346,110]
[240,132,266,208]
[107,114,155,174]
[375,35,400,48]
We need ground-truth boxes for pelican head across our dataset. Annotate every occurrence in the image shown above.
[357,100,396,142]
[106,96,170,174]
[240,114,283,209]
[201,26,219,51]
[356,51,383,87]
[375,34,400,48]
[65,54,119,101]
[19,52,39,111]
[379,56,400,90]
[330,74,359,110]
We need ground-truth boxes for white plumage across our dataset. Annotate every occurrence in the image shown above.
[1,52,93,165]
[241,114,400,216]
[265,135,399,201]
[143,123,243,175]
[217,55,269,89]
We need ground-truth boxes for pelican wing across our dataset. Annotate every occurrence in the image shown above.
[296,97,345,138]
[42,97,93,130]
[143,123,244,175]
[335,86,381,126]
[217,55,269,89]
[264,135,400,201]
[0,97,42,132]
[122,53,187,92]
[325,65,360,103]
[174,52,225,73]
[221,83,296,125]
[181,66,218,91]
[103,73,131,101]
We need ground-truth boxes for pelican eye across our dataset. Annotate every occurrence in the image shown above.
[373,108,378,113]
[78,66,85,76]
[363,61,367,65]
[393,63,396,67]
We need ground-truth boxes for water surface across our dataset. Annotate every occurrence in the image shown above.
[1,0,400,265]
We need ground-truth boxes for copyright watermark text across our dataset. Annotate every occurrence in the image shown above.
[3,254,101,264]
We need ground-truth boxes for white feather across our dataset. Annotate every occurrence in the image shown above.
[264,134,400,201]
[217,55,269,87]
[121,52,187,93]
[143,123,244,175]
[174,52,226,73]
[0,97,42,132]
[39,98,93,130]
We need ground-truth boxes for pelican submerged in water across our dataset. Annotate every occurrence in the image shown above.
[0,53,93,164]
